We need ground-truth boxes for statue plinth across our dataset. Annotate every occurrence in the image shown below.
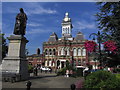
[2,35,29,80]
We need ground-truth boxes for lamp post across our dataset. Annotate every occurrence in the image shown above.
[89,31,103,68]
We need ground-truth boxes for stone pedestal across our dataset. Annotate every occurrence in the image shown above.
[2,35,29,80]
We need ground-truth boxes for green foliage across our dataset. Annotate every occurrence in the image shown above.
[113,68,120,73]
[57,67,67,75]
[84,70,120,88]
[96,2,120,66]
[116,74,120,79]
[0,34,8,59]
[96,2,120,50]
[28,64,33,73]
[57,61,77,76]
[76,68,84,77]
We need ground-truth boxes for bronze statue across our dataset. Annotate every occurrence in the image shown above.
[37,48,40,55]
[14,8,28,36]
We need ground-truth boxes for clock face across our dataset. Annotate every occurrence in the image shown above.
[64,18,70,22]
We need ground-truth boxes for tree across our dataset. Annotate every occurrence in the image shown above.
[96,2,120,53]
[0,33,8,59]
[96,2,120,66]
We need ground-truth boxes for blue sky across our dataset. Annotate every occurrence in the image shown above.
[2,2,99,55]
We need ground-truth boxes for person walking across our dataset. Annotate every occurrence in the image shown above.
[26,81,32,90]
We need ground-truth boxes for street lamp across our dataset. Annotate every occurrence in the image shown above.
[89,31,103,68]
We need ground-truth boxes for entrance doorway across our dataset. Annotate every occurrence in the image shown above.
[61,62,65,68]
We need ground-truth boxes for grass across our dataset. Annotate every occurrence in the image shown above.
[115,73,120,79]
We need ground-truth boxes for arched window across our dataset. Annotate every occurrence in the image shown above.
[68,27,69,34]
[78,60,81,66]
[49,60,52,66]
[78,48,81,56]
[82,48,86,56]
[74,60,76,66]
[49,49,52,55]
[63,28,65,33]
[61,48,64,55]
[45,49,48,55]
[66,28,67,34]
[67,48,69,55]
[53,49,56,55]
[45,60,47,66]
[73,48,77,56]
[58,49,61,56]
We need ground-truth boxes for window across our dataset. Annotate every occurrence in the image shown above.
[74,60,76,66]
[49,49,52,55]
[66,28,67,34]
[68,27,69,34]
[53,49,56,55]
[78,48,81,56]
[63,28,65,33]
[73,48,77,56]
[82,49,86,56]
[49,61,51,66]
[78,60,81,66]
[45,49,48,55]
[61,48,64,55]
[67,49,69,55]
[45,61,47,66]
[58,49,61,56]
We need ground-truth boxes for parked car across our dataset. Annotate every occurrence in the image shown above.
[40,67,51,71]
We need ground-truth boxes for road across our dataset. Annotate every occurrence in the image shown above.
[2,73,84,89]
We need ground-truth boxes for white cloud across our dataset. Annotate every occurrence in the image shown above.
[3,2,57,15]
[27,22,42,27]
[26,4,57,15]
[27,29,52,34]
[28,7,57,15]
[74,21,96,31]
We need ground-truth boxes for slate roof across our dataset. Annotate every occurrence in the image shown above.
[74,32,84,41]
[48,32,58,42]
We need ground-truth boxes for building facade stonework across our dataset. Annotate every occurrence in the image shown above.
[27,54,43,67]
[43,13,89,70]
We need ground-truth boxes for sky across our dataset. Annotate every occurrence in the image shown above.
[2,2,100,55]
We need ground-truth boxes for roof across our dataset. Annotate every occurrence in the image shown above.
[48,32,58,42]
[27,54,43,57]
[74,32,85,41]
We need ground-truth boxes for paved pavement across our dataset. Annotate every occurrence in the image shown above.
[2,73,84,89]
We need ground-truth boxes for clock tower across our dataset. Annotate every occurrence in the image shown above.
[61,12,73,39]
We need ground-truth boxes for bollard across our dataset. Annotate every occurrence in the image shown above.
[70,84,76,90]
[26,80,32,90]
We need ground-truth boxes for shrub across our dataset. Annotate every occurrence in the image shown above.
[28,64,33,73]
[57,67,77,77]
[57,67,67,76]
[84,70,120,88]
[113,68,120,73]
[76,68,84,77]
[116,74,120,79]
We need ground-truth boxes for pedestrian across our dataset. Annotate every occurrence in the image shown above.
[66,70,69,77]
[69,70,73,77]
[70,84,76,90]
[35,67,38,76]
[26,80,32,90]
[49,67,52,73]
[33,67,36,76]
[40,69,43,73]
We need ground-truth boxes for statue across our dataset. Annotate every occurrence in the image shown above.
[37,48,40,55]
[13,8,28,36]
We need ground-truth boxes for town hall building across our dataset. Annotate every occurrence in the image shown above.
[43,13,89,70]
